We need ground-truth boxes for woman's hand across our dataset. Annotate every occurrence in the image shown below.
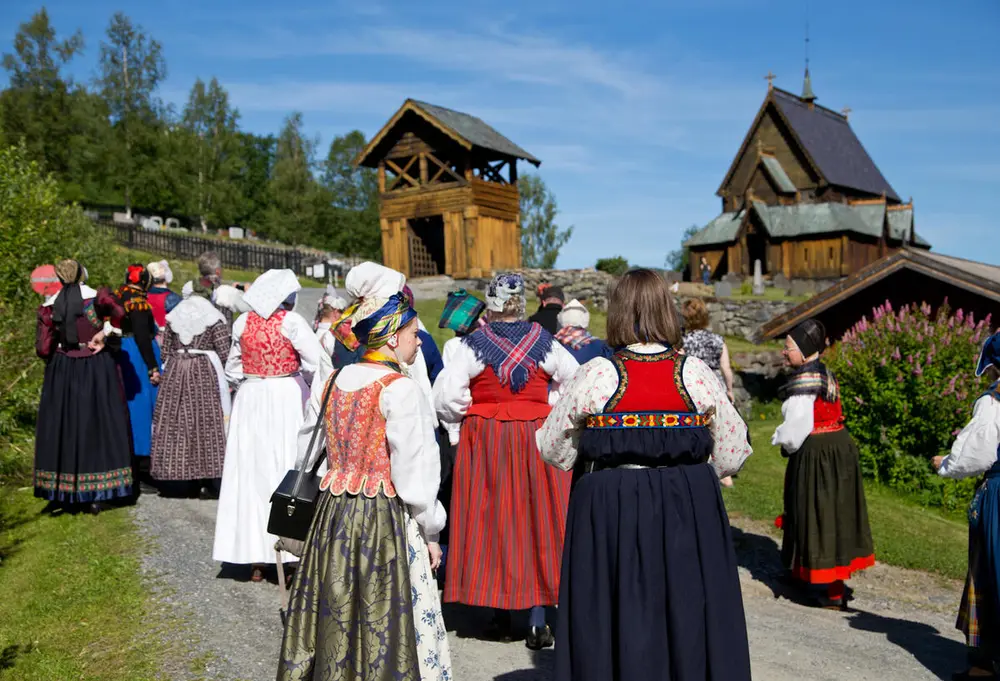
[149,369,161,386]
[427,542,442,570]
[931,455,946,471]
[87,330,107,353]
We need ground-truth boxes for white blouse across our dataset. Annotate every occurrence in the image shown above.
[771,394,816,454]
[433,337,580,427]
[439,337,466,445]
[938,394,1000,479]
[314,322,337,358]
[226,310,332,389]
[535,343,752,479]
[297,363,447,541]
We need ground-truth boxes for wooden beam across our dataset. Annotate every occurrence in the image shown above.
[419,153,428,184]
[377,162,386,193]
[425,151,465,184]
[509,159,518,185]
[354,99,472,168]
[386,157,419,190]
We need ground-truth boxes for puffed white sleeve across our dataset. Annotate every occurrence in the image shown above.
[439,338,465,445]
[433,341,484,425]
[536,358,618,471]
[539,341,580,405]
[317,329,337,358]
[771,395,816,454]
[683,356,752,477]
[284,311,334,392]
[225,313,248,385]
[383,377,447,541]
[406,348,438,428]
[939,395,1000,479]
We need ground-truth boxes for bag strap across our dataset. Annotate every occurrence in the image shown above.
[290,367,343,500]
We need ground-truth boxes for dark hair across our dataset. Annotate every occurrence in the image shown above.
[682,298,711,331]
[606,269,682,348]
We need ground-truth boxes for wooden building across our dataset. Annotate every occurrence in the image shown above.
[356,99,540,279]
[686,75,930,281]
[756,249,1000,344]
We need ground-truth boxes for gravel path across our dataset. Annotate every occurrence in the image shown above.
[135,492,969,681]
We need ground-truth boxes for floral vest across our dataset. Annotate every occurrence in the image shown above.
[241,310,300,377]
[319,373,403,497]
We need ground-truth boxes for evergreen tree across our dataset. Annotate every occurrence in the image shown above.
[319,130,381,258]
[262,112,320,244]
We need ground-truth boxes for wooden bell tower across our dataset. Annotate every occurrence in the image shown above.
[355,99,541,279]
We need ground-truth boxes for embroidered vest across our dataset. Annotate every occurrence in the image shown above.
[319,373,403,497]
[241,310,300,377]
[812,396,845,434]
[467,368,553,421]
[579,349,713,468]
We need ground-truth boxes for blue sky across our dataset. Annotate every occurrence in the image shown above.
[2,0,998,268]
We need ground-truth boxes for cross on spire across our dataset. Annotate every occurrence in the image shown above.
[764,71,776,89]
[841,106,852,120]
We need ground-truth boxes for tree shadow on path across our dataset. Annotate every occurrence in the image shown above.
[848,609,966,679]
[730,525,788,598]
[492,649,554,681]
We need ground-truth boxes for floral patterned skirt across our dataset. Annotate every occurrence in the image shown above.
[277,490,450,681]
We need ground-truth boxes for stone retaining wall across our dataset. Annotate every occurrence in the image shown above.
[730,350,786,411]
[454,268,616,309]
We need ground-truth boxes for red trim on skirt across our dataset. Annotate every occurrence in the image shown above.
[444,414,571,609]
[792,553,875,584]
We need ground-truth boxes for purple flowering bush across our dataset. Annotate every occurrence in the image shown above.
[826,300,992,509]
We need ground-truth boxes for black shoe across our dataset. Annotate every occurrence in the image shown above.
[86,502,107,515]
[525,625,554,650]
[199,485,219,500]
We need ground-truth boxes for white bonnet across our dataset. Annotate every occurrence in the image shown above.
[558,298,590,329]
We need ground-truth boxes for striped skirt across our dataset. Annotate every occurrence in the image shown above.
[444,414,572,610]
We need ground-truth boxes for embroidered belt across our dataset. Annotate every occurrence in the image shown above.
[811,423,844,434]
[585,411,709,429]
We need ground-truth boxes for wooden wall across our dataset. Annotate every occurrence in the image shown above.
[689,248,727,280]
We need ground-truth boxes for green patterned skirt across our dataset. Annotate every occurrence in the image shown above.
[277,490,450,681]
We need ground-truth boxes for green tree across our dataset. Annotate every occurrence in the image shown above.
[518,174,573,268]
[235,131,276,229]
[319,130,380,257]
[262,112,320,244]
[180,77,244,230]
[97,12,166,217]
[0,8,96,196]
[595,256,629,276]
[665,224,701,273]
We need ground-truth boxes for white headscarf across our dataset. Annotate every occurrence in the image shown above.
[242,269,301,319]
[343,262,407,325]
[558,299,590,329]
[147,260,173,285]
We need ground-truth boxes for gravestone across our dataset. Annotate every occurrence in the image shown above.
[714,281,733,298]
[723,272,742,285]
[228,226,245,240]
[752,260,765,295]
[773,272,790,291]
[789,279,815,297]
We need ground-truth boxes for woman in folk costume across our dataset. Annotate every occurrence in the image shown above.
[278,262,450,681]
[115,264,163,470]
[213,269,333,581]
[34,259,134,514]
[150,281,233,499]
[536,268,753,681]
[146,260,181,340]
[554,298,613,364]
[933,332,1000,681]
[773,318,874,609]
[402,284,444,383]
[433,273,579,649]
[313,288,348,357]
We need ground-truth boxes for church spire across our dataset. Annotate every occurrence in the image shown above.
[801,10,816,104]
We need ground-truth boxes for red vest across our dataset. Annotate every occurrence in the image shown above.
[147,290,169,329]
[606,349,695,413]
[467,367,552,421]
[812,396,844,433]
[241,310,300,377]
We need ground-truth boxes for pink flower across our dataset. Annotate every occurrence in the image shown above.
[854,396,865,405]
[896,373,904,383]
[880,358,887,366]
[892,347,902,360]
[913,365,923,376]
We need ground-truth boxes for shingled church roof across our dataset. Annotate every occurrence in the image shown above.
[770,89,900,201]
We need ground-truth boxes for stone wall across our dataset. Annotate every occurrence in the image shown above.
[678,296,795,341]
[454,268,617,309]
[730,350,786,411]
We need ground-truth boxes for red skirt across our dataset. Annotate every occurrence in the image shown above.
[444,414,572,609]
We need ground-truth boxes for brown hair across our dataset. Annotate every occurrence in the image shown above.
[606,269,682,348]
[682,298,711,331]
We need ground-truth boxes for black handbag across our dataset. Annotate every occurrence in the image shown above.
[267,368,342,542]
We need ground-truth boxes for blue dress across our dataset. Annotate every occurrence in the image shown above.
[114,292,162,458]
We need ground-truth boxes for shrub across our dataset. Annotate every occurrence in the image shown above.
[825,299,991,510]
[0,143,129,483]
[595,256,629,276]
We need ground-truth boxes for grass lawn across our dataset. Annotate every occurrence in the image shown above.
[728,407,969,580]
[0,488,161,680]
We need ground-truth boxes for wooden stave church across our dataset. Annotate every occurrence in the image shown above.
[355,99,541,279]
[685,72,930,282]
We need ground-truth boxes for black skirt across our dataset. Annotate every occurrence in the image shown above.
[781,428,875,583]
[555,463,752,681]
[34,351,134,503]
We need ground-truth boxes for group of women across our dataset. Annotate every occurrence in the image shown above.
[33,253,1000,681]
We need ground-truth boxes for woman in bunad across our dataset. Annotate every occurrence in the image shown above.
[433,273,579,649]
[772,318,874,609]
[114,264,163,487]
[146,260,181,344]
[553,298,612,364]
[536,268,753,681]
[933,332,1000,681]
[277,262,450,681]
[150,281,232,499]
[34,259,134,514]
[213,269,333,582]
[313,288,348,357]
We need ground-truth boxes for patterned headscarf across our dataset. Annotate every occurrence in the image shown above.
[117,263,153,313]
[485,273,525,317]
[351,293,416,349]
